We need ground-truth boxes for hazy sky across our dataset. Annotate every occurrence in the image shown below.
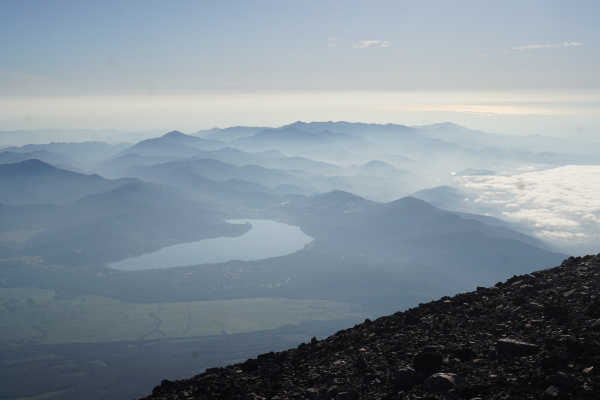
[1,0,599,138]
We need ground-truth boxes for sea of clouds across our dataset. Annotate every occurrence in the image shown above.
[456,165,600,256]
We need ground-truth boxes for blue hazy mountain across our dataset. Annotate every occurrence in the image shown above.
[416,122,600,156]
[97,121,600,204]
[2,141,129,169]
[0,149,77,170]
[280,121,415,136]
[283,193,567,295]
[23,181,250,266]
[119,130,226,157]
[283,189,377,216]
[0,159,139,205]
[410,185,488,212]
[97,147,342,182]
[194,147,275,167]
[1,120,588,400]
[0,202,60,232]
[0,129,155,147]
[229,126,379,155]
[194,126,268,141]
[280,121,464,154]
[93,153,185,178]
[128,157,314,193]
[195,148,342,174]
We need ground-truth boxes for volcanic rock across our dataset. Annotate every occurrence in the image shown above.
[423,373,457,393]
[392,367,415,390]
[140,254,600,400]
[495,338,539,355]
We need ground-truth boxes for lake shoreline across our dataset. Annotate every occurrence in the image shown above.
[108,219,313,271]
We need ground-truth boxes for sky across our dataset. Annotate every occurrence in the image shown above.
[1,0,599,138]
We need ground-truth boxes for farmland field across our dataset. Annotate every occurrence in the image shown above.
[0,287,367,345]
[0,286,367,399]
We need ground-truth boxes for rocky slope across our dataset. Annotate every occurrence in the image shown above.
[141,254,600,400]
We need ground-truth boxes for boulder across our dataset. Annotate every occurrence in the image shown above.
[423,373,457,393]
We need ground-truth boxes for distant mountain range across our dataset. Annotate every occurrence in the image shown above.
[0,159,138,205]
[0,120,589,270]
[117,130,226,157]
[0,160,250,265]
[278,191,565,304]
[0,120,594,400]
[0,157,566,282]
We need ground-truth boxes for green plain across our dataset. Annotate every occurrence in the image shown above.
[0,287,366,345]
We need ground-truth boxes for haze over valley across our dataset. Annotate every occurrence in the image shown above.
[2,1,599,399]
[2,120,598,399]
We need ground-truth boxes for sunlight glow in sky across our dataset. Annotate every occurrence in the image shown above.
[1,0,599,138]
[2,90,599,140]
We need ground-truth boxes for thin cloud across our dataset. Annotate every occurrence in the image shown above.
[0,70,57,87]
[513,44,560,51]
[353,40,392,49]
[402,104,579,117]
[512,41,583,52]
[327,37,339,47]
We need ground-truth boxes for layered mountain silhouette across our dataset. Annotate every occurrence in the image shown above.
[275,192,566,307]
[2,140,128,167]
[0,156,567,285]
[134,158,310,189]
[0,159,138,205]
[0,149,74,168]
[0,161,250,265]
[24,181,250,266]
[230,127,379,156]
[2,121,599,400]
[119,130,226,157]
[195,126,267,141]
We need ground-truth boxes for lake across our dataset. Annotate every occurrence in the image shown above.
[108,219,313,271]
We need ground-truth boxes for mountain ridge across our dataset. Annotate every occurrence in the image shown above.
[141,253,600,400]
[0,159,138,205]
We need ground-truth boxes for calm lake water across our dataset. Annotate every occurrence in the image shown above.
[108,219,313,271]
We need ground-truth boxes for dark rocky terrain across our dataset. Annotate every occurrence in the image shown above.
[141,254,600,400]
